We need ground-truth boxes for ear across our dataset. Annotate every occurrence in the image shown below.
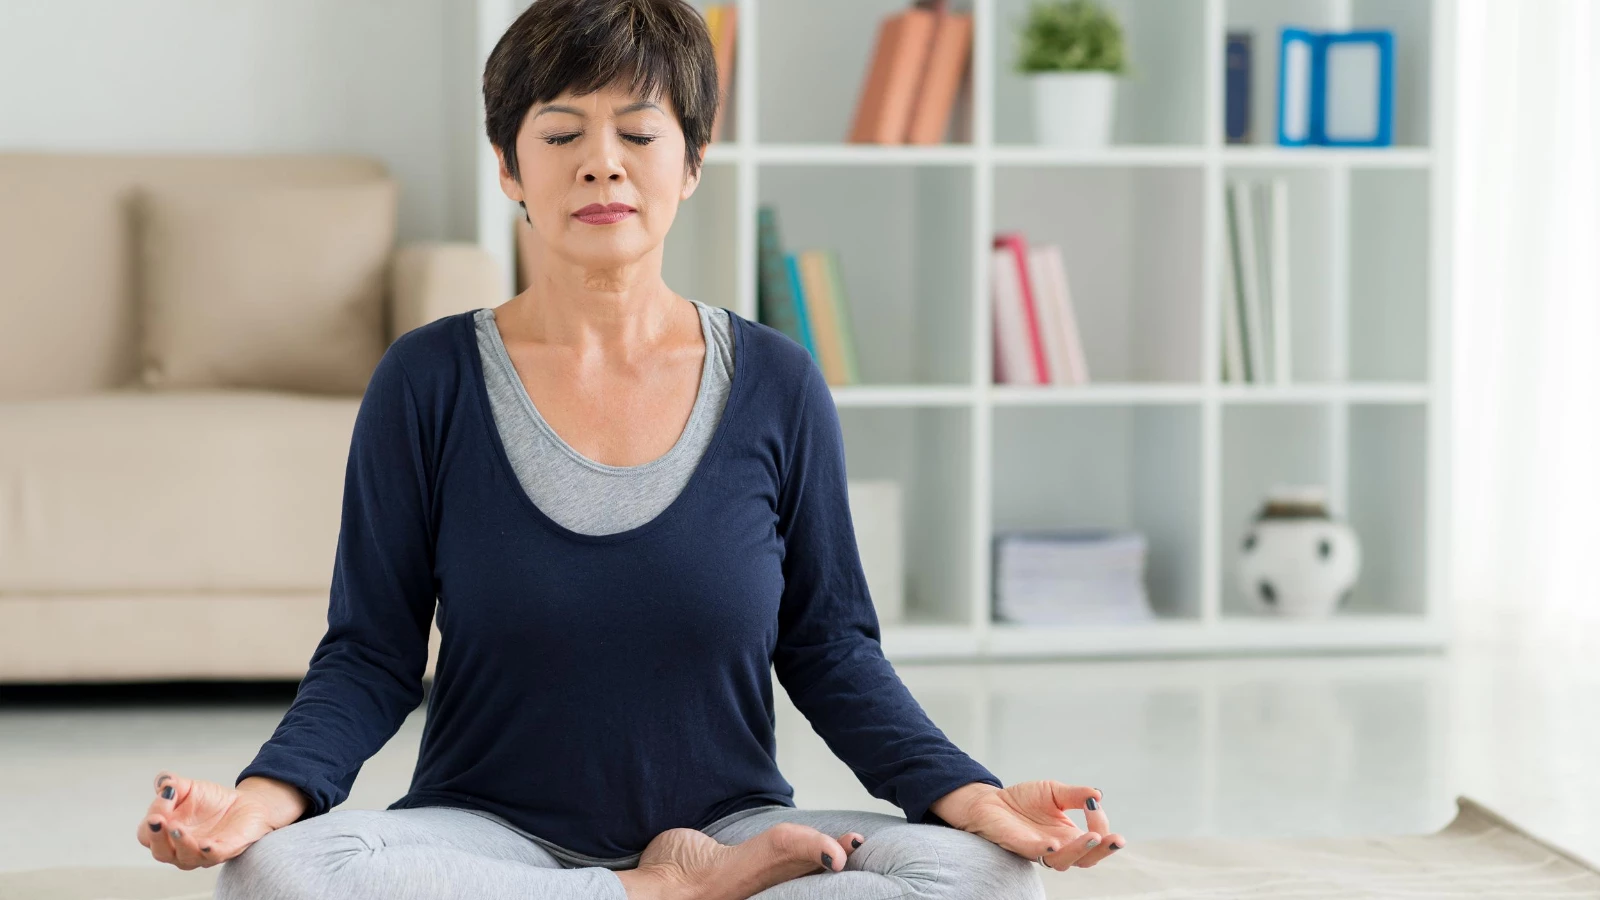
[494,144,525,205]
[681,143,710,201]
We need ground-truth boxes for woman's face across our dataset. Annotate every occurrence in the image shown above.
[497,81,704,272]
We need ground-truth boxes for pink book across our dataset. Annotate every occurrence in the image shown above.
[993,232,1050,384]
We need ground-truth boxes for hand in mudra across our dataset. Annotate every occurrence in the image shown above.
[135,771,276,868]
[957,780,1125,871]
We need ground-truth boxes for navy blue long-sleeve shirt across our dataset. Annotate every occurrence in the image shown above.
[235,306,1002,858]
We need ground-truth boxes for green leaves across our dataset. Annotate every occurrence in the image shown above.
[1016,0,1130,75]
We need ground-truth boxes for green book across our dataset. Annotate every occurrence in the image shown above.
[821,249,860,385]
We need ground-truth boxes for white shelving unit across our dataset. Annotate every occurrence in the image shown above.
[474,0,1453,661]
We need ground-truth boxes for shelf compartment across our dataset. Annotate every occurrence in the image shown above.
[991,404,1204,620]
[1345,402,1429,615]
[1224,0,1433,149]
[1220,403,1333,617]
[992,0,1206,146]
[758,0,973,146]
[1349,169,1429,382]
[993,166,1204,383]
[759,164,973,385]
[1219,165,1338,383]
[837,404,975,628]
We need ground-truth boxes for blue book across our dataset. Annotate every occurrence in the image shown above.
[1276,27,1320,146]
[1318,30,1394,146]
[1225,31,1253,143]
[783,253,816,359]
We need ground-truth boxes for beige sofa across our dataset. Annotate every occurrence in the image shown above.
[0,153,501,684]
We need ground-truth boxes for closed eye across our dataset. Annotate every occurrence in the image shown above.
[545,133,656,146]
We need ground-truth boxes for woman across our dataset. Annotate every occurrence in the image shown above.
[134,0,1126,896]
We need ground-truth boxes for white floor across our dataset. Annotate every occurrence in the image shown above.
[3,632,1597,875]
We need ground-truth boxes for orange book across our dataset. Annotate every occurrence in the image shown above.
[709,4,738,143]
[906,9,972,144]
[849,8,937,144]
[799,250,848,385]
[848,14,903,143]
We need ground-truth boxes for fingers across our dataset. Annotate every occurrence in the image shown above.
[144,771,204,869]
[1042,829,1103,871]
[1071,832,1126,869]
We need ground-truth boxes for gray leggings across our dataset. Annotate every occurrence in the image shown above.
[213,802,1046,899]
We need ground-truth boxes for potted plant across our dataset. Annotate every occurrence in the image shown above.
[1016,0,1130,147]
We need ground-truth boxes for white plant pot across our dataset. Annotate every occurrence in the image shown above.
[1031,71,1117,147]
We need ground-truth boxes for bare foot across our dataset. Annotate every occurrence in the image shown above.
[616,824,864,900]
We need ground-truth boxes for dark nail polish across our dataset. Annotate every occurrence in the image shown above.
[821,852,833,868]
[171,829,181,839]
[1048,845,1058,853]
[851,838,861,849]
[201,847,211,853]
[162,786,175,800]
[148,822,161,832]
[1086,797,1098,811]
[1110,842,1122,850]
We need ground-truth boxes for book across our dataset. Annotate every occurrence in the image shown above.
[993,232,1050,383]
[1025,246,1072,385]
[819,249,861,384]
[756,206,811,353]
[1221,212,1246,382]
[990,246,1031,385]
[1265,177,1292,383]
[1277,28,1319,146]
[707,4,738,143]
[798,249,850,385]
[848,7,939,144]
[905,2,973,144]
[1225,31,1253,144]
[783,252,816,360]
[1224,180,1263,382]
[1250,180,1277,384]
[1027,244,1090,385]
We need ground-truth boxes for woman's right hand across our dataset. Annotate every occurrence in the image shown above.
[135,771,300,868]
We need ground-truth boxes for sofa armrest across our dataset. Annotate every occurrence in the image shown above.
[388,242,505,342]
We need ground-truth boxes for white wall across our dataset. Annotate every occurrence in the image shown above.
[0,0,482,244]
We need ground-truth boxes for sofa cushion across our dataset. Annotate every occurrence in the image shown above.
[0,389,358,594]
[0,153,390,401]
[135,178,397,394]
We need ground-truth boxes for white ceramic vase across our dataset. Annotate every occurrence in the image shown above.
[1236,486,1363,618]
[1031,70,1117,147]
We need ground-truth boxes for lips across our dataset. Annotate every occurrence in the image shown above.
[574,202,635,216]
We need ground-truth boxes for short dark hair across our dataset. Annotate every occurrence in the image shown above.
[483,0,718,188]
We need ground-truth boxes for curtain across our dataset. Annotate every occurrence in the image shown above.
[1452,0,1600,648]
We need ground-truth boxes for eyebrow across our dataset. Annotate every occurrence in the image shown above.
[533,100,662,119]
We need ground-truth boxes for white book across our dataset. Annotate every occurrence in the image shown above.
[990,246,1034,385]
[1025,246,1073,385]
[1044,245,1090,384]
[1251,181,1276,383]
[1268,177,1292,384]
[1228,180,1268,383]
[1221,217,1246,383]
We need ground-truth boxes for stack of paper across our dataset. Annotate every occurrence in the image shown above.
[992,530,1154,625]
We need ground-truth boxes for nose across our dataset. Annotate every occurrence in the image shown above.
[579,132,627,183]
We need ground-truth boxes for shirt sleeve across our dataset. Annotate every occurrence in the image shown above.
[771,361,1002,828]
[235,345,438,821]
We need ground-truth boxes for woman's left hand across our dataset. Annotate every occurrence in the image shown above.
[941,780,1126,870]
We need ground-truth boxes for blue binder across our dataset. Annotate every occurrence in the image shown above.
[1276,27,1395,147]
[1319,30,1395,146]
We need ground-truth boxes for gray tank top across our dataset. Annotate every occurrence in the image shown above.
[473,299,735,536]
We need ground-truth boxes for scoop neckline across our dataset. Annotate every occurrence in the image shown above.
[463,300,747,546]
[478,299,719,476]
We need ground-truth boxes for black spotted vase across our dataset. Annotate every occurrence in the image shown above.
[1236,486,1362,617]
